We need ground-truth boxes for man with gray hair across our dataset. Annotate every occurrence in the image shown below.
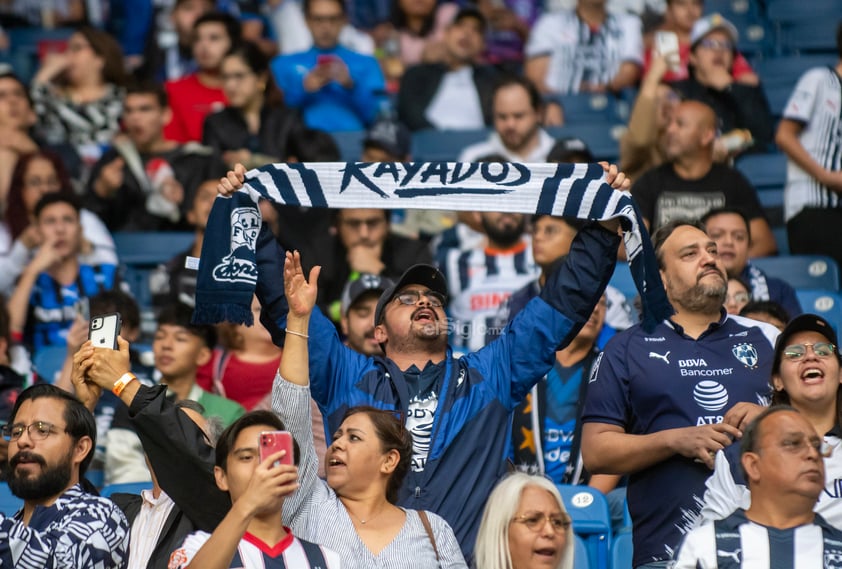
[674,406,842,567]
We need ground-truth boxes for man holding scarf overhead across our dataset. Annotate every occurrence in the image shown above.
[196,160,669,559]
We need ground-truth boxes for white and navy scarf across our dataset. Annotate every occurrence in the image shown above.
[193,161,672,330]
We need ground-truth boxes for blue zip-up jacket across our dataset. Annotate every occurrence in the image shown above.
[256,223,619,558]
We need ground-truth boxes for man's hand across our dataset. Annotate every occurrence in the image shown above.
[71,349,102,413]
[234,452,299,518]
[27,239,63,274]
[820,169,842,193]
[218,163,247,196]
[19,224,41,249]
[65,316,89,356]
[723,402,764,433]
[284,250,321,319]
[303,64,332,93]
[93,156,125,199]
[328,59,354,89]
[78,336,132,389]
[599,161,630,191]
[668,423,742,469]
[346,243,385,275]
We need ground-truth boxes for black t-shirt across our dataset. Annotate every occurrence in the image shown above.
[631,162,765,231]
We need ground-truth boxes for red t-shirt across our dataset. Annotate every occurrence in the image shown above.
[205,351,281,410]
[163,74,227,143]
[643,42,755,83]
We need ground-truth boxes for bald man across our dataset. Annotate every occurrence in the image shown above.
[631,100,776,257]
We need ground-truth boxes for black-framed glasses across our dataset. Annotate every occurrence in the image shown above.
[782,342,836,361]
[393,290,445,308]
[2,421,66,442]
[512,513,572,533]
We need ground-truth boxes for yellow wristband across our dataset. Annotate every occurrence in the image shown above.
[112,372,137,396]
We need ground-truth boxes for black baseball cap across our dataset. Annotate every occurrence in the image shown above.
[363,120,411,159]
[772,313,841,374]
[374,264,448,325]
[340,273,394,315]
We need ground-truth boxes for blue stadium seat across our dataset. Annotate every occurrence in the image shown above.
[752,255,840,291]
[113,232,195,265]
[558,485,612,569]
[735,153,786,190]
[411,128,489,162]
[554,93,621,125]
[772,226,790,255]
[753,55,837,87]
[779,19,840,54]
[100,481,154,497]
[611,531,633,569]
[331,130,366,162]
[547,124,622,163]
[32,345,67,384]
[0,482,22,515]
[574,534,591,569]
[764,83,793,117]
[767,0,839,23]
[795,290,842,333]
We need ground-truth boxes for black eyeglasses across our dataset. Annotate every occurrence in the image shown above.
[393,290,445,308]
[782,342,836,361]
[2,421,67,442]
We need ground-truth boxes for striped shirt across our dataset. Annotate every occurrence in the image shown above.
[169,530,341,569]
[440,240,539,352]
[274,378,468,569]
[674,510,842,568]
[782,66,842,221]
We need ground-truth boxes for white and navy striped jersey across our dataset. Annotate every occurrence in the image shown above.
[702,433,842,530]
[674,510,842,568]
[441,240,539,352]
[782,66,842,221]
[168,530,341,569]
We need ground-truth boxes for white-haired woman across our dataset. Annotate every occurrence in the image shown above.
[475,472,574,569]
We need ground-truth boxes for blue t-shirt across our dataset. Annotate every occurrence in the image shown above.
[543,360,584,481]
[582,312,778,567]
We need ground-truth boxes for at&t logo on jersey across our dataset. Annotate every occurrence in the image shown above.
[693,380,729,424]
[732,343,759,369]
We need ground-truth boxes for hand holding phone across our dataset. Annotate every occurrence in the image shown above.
[259,430,294,467]
[654,31,681,72]
[88,313,122,350]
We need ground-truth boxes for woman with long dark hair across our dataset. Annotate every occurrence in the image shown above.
[203,42,302,168]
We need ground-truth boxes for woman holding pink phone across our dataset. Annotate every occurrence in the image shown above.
[274,251,467,568]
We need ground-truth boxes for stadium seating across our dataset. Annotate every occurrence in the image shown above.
[611,531,633,569]
[558,484,612,569]
[753,54,837,88]
[752,255,840,291]
[411,129,489,162]
[795,290,842,332]
[574,534,591,569]
[0,482,22,516]
[609,262,638,307]
[331,130,367,162]
[100,481,154,497]
[554,93,621,126]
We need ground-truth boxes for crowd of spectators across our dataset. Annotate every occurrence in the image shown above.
[0,0,840,567]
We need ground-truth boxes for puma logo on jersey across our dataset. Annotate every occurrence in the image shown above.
[649,351,670,364]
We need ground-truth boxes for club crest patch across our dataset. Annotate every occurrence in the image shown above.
[213,207,260,285]
[732,343,758,369]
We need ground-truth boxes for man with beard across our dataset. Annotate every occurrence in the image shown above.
[458,76,556,162]
[0,383,129,567]
[580,220,778,569]
[631,100,776,257]
[439,211,538,352]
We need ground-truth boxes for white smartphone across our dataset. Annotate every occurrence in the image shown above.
[89,313,122,350]
[655,30,681,73]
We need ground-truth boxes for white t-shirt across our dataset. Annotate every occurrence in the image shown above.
[525,9,643,94]
[782,66,842,221]
[424,68,485,131]
[458,128,557,162]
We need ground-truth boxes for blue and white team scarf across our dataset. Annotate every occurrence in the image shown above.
[193,161,672,331]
